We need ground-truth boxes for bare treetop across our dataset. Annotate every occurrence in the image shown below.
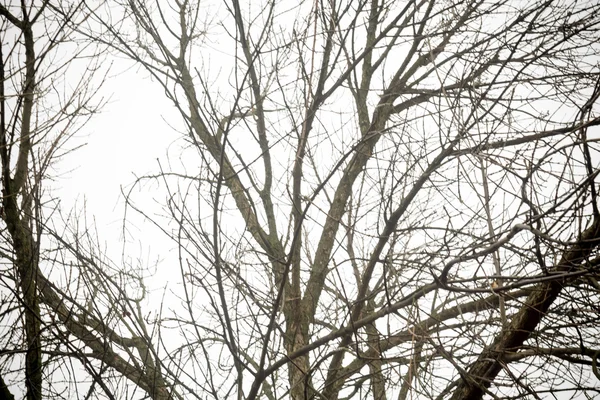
[1,1,600,399]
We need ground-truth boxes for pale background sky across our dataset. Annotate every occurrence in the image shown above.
[58,60,176,261]
[3,1,600,398]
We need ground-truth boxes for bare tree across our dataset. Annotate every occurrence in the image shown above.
[90,0,600,399]
[91,0,600,399]
[1,2,179,399]
[3,0,600,399]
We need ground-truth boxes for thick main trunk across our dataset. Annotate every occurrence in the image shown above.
[15,225,42,400]
[284,300,313,400]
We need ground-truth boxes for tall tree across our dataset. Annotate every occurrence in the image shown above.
[1,2,176,399]
[96,0,600,398]
[1,2,41,398]
[2,0,600,399]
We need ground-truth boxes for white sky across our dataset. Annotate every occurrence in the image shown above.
[56,60,177,261]
[3,1,600,398]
